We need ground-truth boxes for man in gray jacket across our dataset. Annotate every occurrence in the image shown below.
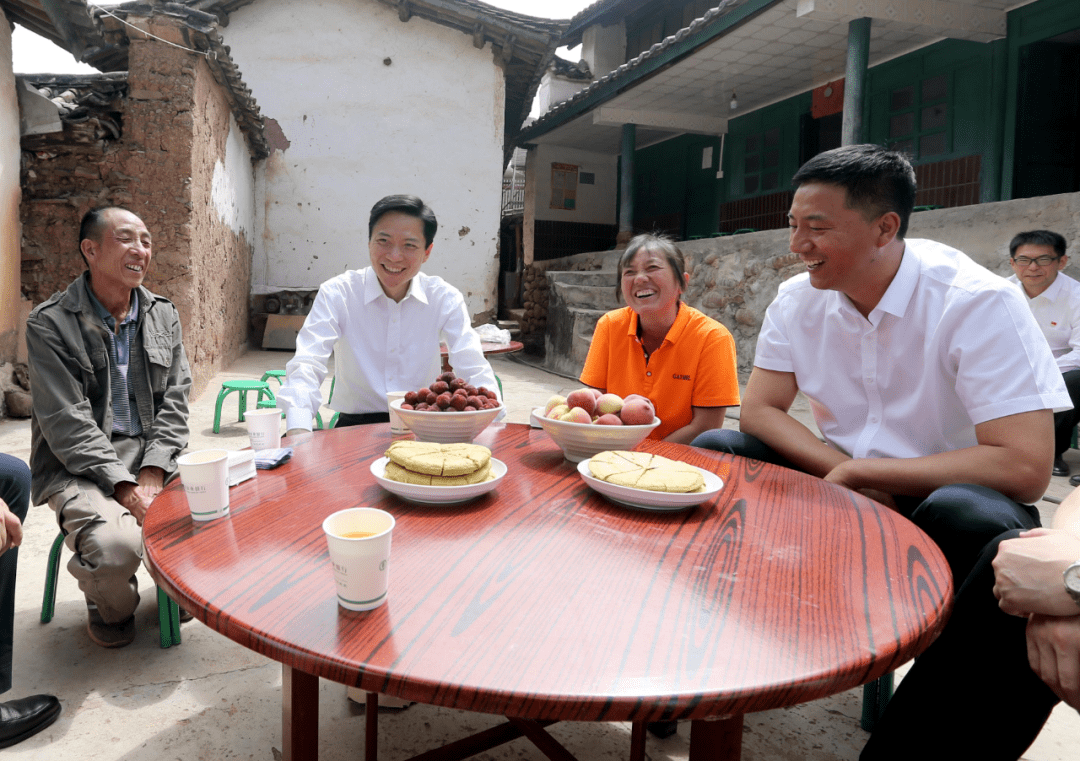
[27,207,191,648]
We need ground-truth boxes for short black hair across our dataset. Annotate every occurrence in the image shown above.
[791,144,917,239]
[78,206,134,266]
[616,234,687,303]
[368,195,437,248]
[1009,230,1067,259]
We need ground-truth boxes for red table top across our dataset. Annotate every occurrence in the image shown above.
[144,423,951,723]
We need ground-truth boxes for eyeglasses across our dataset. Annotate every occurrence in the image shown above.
[1012,255,1060,267]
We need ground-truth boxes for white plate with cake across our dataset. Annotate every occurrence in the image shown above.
[577,452,723,511]
[371,457,506,504]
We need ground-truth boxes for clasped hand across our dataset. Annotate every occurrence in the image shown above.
[113,466,166,525]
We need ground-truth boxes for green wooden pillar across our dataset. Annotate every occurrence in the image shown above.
[842,17,871,146]
[619,123,636,238]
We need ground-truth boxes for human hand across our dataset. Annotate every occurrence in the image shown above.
[0,499,22,555]
[113,481,152,525]
[824,462,897,510]
[137,466,166,502]
[994,529,1080,617]
[1027,613,1080,710]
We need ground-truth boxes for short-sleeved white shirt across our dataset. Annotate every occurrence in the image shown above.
[754,238,1070,460]
[276,268,498,431]
[1007,271,1080,374]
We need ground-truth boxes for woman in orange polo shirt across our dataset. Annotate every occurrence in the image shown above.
[579,234,740,444]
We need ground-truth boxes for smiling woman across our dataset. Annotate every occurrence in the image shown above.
[579,234,741,444]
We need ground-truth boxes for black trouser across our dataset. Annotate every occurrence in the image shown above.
[335,412,391,427]
[860,530,1059,760]
[1054,369,1080,458]
[0,454,31,694]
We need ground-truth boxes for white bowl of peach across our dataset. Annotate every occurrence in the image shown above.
[533,389,661,462]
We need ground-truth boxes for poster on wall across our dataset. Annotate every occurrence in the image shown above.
[550,163,578,210]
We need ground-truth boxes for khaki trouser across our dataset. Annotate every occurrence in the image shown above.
[47,435,147,623]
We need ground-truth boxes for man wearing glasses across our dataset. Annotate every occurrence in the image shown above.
[1007,230,1080,480]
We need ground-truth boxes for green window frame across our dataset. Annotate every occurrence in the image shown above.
[886,73,951,159]
[740,126,784,196]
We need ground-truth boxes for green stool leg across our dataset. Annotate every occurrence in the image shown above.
[860,672,894,732]
[213,386,230,433]
[495,373,503,398]
[157,586,182,649]
[238,390,249,423]
[314,411,323,430]
[329,412,339,429]
[41,531,65,624]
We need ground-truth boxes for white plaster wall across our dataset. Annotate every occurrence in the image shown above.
[581,21,625,80]
[531,144,617,225]
[538,72,590,116]
[224,0,504,316]
[0,23,21,363]
[211,114,256,238]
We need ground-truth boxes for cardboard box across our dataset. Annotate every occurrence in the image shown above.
[261,314,307,350]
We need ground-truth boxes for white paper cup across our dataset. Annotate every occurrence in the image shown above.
[387,391,409,434]
[245,408,283,451]
[177,449,230,521]
[322,508,395,611]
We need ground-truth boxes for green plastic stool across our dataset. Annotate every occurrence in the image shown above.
[254,376,337,430]
[260,369,286,386]
[41,531,183,648]
[213,380,276,433]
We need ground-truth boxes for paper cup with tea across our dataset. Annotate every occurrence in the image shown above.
[322,508,395,611]
[177,449,230,521]
[386,391,409,434]
[245,408,283,451]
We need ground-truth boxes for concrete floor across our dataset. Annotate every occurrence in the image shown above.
[1,348,1078,760]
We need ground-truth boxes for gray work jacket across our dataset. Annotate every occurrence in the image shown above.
[27,272,192,505]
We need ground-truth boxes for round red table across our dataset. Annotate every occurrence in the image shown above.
[144,422,951,761]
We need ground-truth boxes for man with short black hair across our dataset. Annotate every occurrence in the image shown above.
[27,206,191,648]
[1006,229,1080,478]
[277,194,499,434]
[691,145,1072,759]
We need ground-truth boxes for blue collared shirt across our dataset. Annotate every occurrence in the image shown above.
[88,289,143,436]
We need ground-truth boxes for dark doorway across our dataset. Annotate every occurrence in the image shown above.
[799,111,843,166]
[1013,31,1080,199]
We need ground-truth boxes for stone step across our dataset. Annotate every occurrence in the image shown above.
[545,305,608,379]
[550,277,620,312]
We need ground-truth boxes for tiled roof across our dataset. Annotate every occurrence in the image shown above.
[19,72,126,140]
[519,0,747,143]
[75,2,268,159]
[551,56,592,81]
[0,0,110,62]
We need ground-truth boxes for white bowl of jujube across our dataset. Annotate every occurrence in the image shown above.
[392,372,502,443]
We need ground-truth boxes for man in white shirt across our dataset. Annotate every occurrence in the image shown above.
[1006,230,1080,478]
[277,195,498,434]
[690,145,1071,758]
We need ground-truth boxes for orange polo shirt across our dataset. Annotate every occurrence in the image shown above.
[580,304,740,440]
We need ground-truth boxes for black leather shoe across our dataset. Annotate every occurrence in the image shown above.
[1054,458,1070,477]
[0,695,61,748]
[1070,473,1080,487]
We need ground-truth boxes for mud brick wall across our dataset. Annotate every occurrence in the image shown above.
[19,29,253,399]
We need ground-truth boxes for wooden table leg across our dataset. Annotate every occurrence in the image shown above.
[366,692,379,761]
[689,715,743,761]
[282,665,319,761]
[629,722,647,761]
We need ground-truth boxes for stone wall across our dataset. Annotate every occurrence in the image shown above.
[529,191,1080,379]
[18,20,256,402]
